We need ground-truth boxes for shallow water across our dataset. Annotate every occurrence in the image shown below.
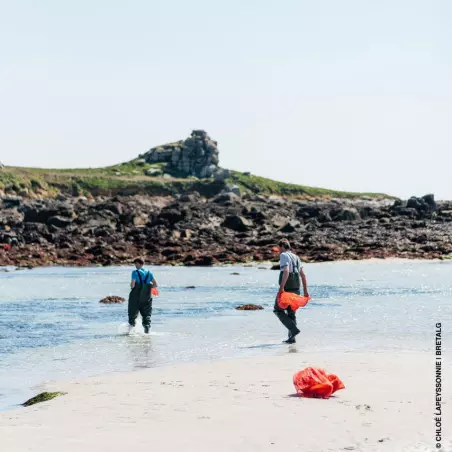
[0,260,451,410]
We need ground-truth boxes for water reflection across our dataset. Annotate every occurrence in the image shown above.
[123,334,156,369]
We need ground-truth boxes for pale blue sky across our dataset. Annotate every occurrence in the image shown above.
[1,0,451,199]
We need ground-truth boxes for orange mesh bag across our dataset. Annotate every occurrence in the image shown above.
[278,291,311,311]
[293,367,345,399]
[327,373,345,393]
[151,288,159,296]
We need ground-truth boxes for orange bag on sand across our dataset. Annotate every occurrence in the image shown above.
[151,288,159,296]
[293,367,345,399]
[278,291,311,310]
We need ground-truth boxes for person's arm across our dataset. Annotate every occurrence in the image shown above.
[131,271,136,289]
[279,266,289,293]
[300,268,309,298]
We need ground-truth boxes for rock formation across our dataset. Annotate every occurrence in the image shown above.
[1,193,452,268]
[141,130,226,179]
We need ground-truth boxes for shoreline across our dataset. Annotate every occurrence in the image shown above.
[1,256,450,272]
[0,350,448,452]
[2,192,451,268]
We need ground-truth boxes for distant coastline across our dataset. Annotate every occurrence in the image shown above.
[1,132,451,268]
[1,192,451,268]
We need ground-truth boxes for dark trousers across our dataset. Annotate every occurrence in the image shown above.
[273,289,300,336]
[128,286,153,328]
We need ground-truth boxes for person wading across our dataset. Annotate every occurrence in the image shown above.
[274,239,309,344]
[128,258,158,334]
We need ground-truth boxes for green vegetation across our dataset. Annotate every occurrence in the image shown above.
[439,254,452,261]
[23,391,66,407]
[227,171,392,199]
[0,160,393,199]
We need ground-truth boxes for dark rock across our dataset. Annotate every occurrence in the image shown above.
[213,169,230,181]
[235,304,264,310]
[280,220,301,233]
[193,255,215,266]
[180,192,201,203]
[47,216,73,228]
[398,208,418,218]
[397,195,436,217]
[407,197,423,210]
[22,202,73,223]
[85,245,106,256]
[100,296,125,304]
[222,215,252,232]
[333,208,360,221]
[2,191,452,268]
[158,208,187,225]
[213,193,241,204]
[1,196,23,208]
[98,202,123,215]
[422,194,436,211]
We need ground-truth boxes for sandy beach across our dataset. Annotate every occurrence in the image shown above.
[1,350,448,452]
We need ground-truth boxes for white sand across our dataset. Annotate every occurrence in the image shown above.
[0,350,449,452]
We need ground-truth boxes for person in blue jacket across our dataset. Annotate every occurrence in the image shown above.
[128,258,158,334]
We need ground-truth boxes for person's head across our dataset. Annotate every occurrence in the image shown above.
[133,258,144,269]
[278,238,291,253]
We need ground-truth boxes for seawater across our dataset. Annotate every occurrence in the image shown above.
[0,260,451,410]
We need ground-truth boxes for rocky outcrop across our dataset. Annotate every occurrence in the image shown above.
[141,130,224,179]
[1,194,452,267]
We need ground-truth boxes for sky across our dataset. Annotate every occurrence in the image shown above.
[1,0,451,199]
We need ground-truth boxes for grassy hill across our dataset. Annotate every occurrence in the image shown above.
[0,160,392,200]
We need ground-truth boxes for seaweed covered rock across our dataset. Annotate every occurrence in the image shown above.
[100,296,125,304]
[23,391,66,407]
[235,304,264,311]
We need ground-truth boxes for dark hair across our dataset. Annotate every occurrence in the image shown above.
[133,258,144,265]
[278,239,291,250]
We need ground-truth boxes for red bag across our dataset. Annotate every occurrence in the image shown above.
[293,367,345,399]
[278,291,311,311]
[151,288,159,296]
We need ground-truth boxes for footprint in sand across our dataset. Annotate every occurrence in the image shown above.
[355,404,372,412]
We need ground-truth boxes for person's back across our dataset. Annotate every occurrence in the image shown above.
[131,267,153,296]
[128,258,158,334]
[279,250,302,293]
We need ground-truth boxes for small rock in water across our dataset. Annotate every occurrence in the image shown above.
[100,296,125,304]
[185,286,196,289]
[230,272,240,275]
[235,304,264,311]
